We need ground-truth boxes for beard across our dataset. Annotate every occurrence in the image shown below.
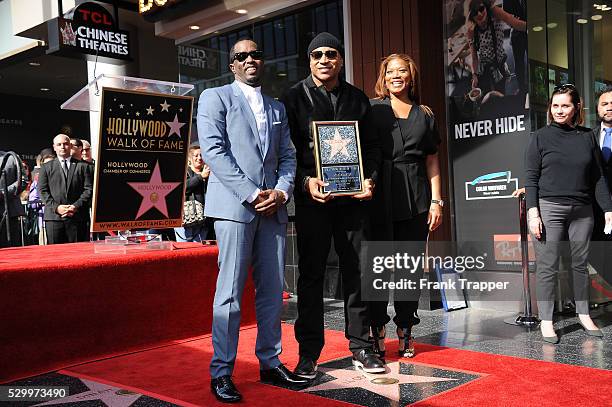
[600,114,612,126]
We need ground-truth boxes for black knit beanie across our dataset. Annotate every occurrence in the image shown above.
[307,32,344,58]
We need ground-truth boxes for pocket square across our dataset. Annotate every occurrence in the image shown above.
[272,121,282,125]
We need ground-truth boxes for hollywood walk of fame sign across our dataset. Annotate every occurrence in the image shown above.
[91,87,193,231]
[266,356,482,406]
[312,121,364,195]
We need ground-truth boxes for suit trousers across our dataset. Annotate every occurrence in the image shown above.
[532,200,593,320]
[368,212,429,328]
[210,214,286,378]
[294,203,372,361]
[45,219,89,244]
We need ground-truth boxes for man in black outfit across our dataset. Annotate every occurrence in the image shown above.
[39,134,93,244]
[0,151,26,247]
[281,32,384,378]
[590,87,612,284]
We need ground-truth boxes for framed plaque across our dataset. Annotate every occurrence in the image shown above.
[312,121,365,195]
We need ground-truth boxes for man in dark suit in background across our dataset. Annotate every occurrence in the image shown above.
[39,134,92,244]
[590,87,612,285]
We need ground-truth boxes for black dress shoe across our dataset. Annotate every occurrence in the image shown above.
[294,356,318,379]
[352,349,386,373]
[260,364,310,389]
[211,375,242,403]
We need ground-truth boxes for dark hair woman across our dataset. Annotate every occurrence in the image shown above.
[368,53,443,359]
[525,84,612,343]
[465,0,526,95]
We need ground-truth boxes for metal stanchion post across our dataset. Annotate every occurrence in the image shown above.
[505,193,540,327]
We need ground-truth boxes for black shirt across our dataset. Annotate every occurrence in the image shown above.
[281,75,381,206]
[368,99,440,239]
[525,122,612,211]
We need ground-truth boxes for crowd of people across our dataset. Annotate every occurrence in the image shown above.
[1,23,610,404]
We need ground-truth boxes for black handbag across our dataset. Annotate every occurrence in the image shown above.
[182,193,205,227]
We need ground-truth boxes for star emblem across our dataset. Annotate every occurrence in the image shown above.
[33,378,142,406]
[160,100,170,112]
[324,128,351,159]
[135,111,140,117]
[127,161,181,219]
[119,103,124,109]
[166,114,186,138]
[146,106,154,115]
[302,361,455,404]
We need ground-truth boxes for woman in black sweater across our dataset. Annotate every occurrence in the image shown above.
[525,84,612,343]
[368,54,443,358]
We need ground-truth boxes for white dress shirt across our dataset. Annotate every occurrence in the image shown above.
[235,81,287,204]
[598,123,612,149]
[236,80,268,154]
[59,156,72,170]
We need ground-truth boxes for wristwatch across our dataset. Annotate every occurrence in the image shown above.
[431,199,444,207]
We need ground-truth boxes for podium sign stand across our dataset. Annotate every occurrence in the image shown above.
[62,74,194,236]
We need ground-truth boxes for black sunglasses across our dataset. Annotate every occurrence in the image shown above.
[470,4,486,17]
[553,83,576,92]
[232,50,264,62]
[310,50,339,60]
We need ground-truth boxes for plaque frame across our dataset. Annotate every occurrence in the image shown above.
[312,120,365,196]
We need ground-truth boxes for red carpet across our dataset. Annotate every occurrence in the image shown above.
[0,242,256,382]
[62,324,612,406]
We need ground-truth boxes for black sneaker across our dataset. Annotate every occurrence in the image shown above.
[352,349,386,373]
[293,356,318,379]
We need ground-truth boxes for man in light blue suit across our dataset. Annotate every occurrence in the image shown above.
[198,39,307,403]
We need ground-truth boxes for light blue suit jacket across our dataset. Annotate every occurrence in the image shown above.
[197,81,296,224]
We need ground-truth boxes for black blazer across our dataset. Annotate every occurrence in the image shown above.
[368,99,440,239]
[38,158,93,221]
[281,75,381,206]
[0,152,26,217]
[592,127,612,188]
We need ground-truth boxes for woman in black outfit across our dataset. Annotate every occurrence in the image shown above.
[368,54,443,358]
[525,84,612,343]
[175,143,211,242]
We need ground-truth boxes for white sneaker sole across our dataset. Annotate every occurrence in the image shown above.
[352,359,386,373]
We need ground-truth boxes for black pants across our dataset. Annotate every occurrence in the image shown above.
[45,219,89,244]
[0,217,22,248]
[294,203,371,360]
[369,212,429,328]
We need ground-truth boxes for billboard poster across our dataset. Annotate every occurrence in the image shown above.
[444,0,530,270]
[92,88,193,231]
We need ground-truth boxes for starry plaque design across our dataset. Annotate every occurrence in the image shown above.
[269,356,482,406]
[312,121,364,195]
[92,87,193,231]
